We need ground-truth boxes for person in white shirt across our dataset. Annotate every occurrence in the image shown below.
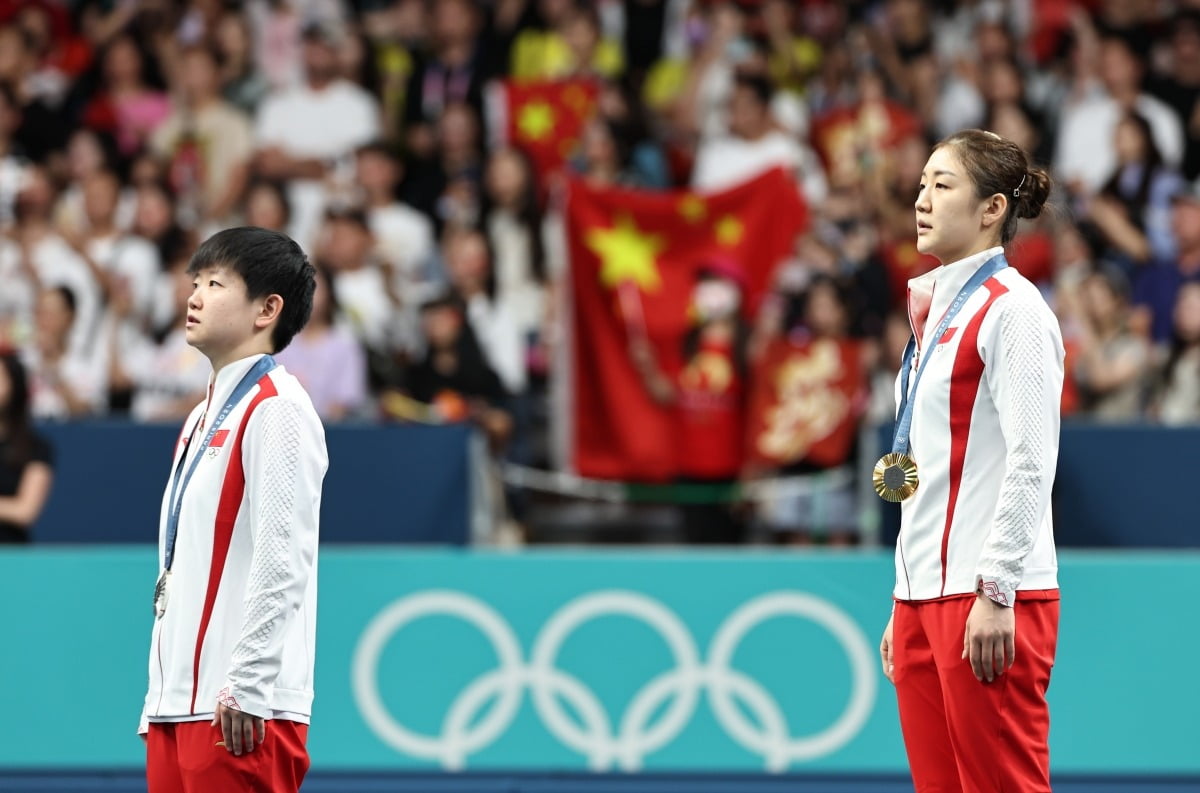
[75,170,162,330]
[691,72,827,204]
[139,227,327,793]
[355,141,437,351]
[878,130,1062,793]
[23,286,106,419]
[1055,34,1185,195]
[254,21,380,252]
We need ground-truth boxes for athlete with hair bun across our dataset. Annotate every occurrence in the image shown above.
[876,130,1063,792]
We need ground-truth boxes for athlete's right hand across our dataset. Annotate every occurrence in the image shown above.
[880,614,896,684]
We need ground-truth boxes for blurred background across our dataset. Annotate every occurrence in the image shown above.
[0,0,1197,791]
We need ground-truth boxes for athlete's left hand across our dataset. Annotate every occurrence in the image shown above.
[212,702,266,756]
[962,595,1015,683]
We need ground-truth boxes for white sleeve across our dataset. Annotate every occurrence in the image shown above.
[976,294,1064,606]
[254,95,287,149]
[220,397,327,718]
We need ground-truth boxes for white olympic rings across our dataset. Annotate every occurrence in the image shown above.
[351,589,877,771]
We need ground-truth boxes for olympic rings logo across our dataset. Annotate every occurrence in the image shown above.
[351,589,877,771]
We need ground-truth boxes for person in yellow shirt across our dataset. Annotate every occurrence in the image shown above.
[510,2,623,81]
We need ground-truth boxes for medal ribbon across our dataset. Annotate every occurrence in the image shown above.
[891,254,1007,456]
[163,355,276,571]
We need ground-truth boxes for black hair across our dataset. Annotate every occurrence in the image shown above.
[935,128,1053,244]
[50,285,77,317]
[0,352,35,468]
[1098,111,1162,230]
[244,179,292,229]
[0,82,18,113]
[733,72,774,108]
[187,227,315,352]
[481,146,547,282]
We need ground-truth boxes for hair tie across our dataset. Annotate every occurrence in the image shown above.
[1013,173,1027,198]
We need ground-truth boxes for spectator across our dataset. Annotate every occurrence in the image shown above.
[675,259,750,545]
[1148,10,1200,181]
[1055,33,1184,196]
[403,0,487,162]
[131,180,190,271]
[273,265,368,421]
[0,83,28,232]
[12,166,101,359]
[594,77,671,189]
[150,44,254,229]
[106,247,208,422]
[0,352,53,543]
[317,207,402,366]
[402,100,484,227]
[52,127,134,240]
[510,0,623,81]
[691,72,825,203]
[71,170,161,330]
[444,226,527,396]
[0,31,51,169]
[213,9,269,115]
[1133,181,1200,344]
[355,141,437,315]
[80,33,171,160]
[1085,112,1185,266]
[753,273,869,546]
[23,285,106,420]
[404,290,512,448]
[483,145,549,346]
[242,178,291,233]
[1153,281,1200,424]
[254,20,380,252]
[1073,267,1151,421]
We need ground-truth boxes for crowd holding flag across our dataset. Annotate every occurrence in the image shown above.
[565,167,806,481]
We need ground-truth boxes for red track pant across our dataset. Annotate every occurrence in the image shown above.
[146,719,310,793]
[893,591,1059,793]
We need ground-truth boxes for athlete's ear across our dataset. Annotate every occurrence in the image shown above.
[981,193,1008,230]
[255,294,283,330]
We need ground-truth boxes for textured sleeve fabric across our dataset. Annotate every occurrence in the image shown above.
[221,396,325,718]
[976,293,1064,606]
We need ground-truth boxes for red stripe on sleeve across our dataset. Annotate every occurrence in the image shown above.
[940,279,1008,595]
[190,375,278,714]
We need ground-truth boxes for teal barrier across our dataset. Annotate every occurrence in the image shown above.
[0,549,1194,773]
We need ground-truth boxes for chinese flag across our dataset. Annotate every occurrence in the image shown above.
[567,168,806,481]
[494,78,599,185]
[810,100,922,186]
[744,337,868,471]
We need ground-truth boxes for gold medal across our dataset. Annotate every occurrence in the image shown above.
[873,453,919,502]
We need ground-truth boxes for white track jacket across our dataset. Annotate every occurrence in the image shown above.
[894,247,1062,607]
[140,354,327,730]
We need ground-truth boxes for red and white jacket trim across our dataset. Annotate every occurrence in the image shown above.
[140,354,327,730]
[894,247,1062,607]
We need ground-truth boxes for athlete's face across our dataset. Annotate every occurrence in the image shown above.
[185,264,271,363]
[915,145,1003,265]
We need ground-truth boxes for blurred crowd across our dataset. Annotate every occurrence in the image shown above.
[3,0,1200,512]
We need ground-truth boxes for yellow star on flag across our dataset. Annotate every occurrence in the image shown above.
[587,215,666,292]
[715,214,744,247]
[677,194,707,224]
[518,101,556,142]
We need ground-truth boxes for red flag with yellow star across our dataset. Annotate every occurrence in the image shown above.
[566,167,806,481]
[492,78,598,186]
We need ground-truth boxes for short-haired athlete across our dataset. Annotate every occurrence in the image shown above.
[139,226,328,793]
